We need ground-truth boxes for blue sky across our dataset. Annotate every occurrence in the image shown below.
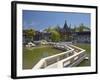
[23,10,90,31]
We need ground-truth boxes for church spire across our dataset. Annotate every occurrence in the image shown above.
[63,20,69,31]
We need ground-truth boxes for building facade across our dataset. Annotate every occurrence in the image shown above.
[73,31,90,43]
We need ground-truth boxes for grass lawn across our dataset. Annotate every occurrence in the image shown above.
[74,43,91,67]
[23,45,64,69]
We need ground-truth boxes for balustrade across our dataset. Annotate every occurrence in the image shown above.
[33,44,86,69]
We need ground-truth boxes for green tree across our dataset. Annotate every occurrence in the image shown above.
[23,29,35,41]
[78,23,90,32]
[50,30,61,42]
[44,27,61,42]
[54,25,61,32]
[43,27,51,32]
[78,23,85,32]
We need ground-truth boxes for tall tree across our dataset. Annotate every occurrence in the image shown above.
[78,23,84,32]
[44,27,61,42]
[50,30,61,42]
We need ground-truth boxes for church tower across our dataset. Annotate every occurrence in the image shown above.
[61,20,72,41]
[63,20,69,32]
[63,20,71,33]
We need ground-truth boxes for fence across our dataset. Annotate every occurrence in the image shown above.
[33,43,86,69]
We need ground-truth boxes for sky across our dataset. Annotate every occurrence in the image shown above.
[23,10,90,31]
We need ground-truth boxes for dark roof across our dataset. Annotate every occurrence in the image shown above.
[63,21,69,29]
[59,21,72,33]
[75,31,90,35]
